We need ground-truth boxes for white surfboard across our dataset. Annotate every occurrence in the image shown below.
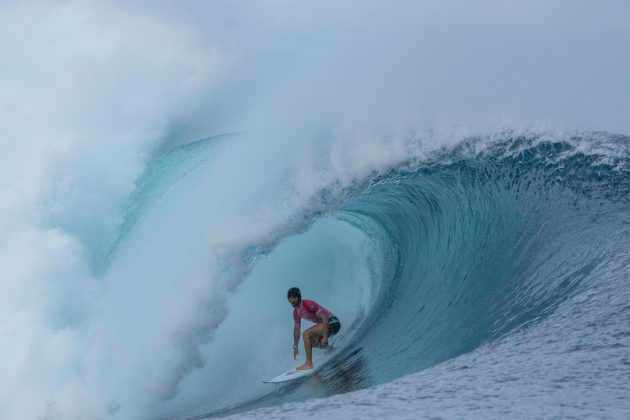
[264,345,336,384]
[263,366,316,383]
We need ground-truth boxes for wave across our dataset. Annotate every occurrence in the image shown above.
[157,132,630,418]
[5,129,630,419]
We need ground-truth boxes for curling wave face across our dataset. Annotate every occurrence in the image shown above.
[179,133,630,418]
[5,130,629,420]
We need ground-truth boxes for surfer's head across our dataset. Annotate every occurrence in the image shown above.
[287,287,301,307]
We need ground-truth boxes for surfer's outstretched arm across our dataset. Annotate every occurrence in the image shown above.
[293,324,300,359]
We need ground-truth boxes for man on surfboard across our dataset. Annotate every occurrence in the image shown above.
[288,287,341,370]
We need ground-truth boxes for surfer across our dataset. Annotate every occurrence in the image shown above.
[287,287,341,370]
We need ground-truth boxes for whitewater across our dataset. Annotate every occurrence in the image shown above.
[1,2,630,420]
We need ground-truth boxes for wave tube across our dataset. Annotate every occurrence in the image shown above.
[14,130,629,419]
[193,133,630,418]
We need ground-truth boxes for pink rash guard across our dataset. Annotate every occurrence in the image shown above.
[293,299,334,326]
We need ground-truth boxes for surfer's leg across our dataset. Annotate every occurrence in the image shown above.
[297,324,324,370]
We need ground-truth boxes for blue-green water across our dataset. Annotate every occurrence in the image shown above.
[112,132,630,419]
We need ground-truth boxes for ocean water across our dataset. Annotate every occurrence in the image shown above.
[3,132,630,420]
[148,132,630,419]
[212,133,630,419]
[2,2,630,420]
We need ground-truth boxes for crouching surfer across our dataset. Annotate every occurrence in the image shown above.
[287,287,341,370]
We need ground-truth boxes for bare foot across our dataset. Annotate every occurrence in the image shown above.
[297,362,313,370]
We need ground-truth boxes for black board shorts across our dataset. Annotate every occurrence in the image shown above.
[328,316,341,336]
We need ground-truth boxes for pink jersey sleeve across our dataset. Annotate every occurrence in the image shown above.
[293,300,333,325]
[303,299,329,319]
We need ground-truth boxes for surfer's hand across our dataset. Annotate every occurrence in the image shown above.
[293,346,298,359]
[321,337,328,347]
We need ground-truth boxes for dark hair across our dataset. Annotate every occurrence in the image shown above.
[287,287,301,299]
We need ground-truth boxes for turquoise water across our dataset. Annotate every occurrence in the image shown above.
[104,132,630,418]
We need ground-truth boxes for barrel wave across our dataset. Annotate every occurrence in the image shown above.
[7,129,627,419]
[125,132,630,419]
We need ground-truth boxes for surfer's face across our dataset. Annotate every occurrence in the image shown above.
[288,296,300,307]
